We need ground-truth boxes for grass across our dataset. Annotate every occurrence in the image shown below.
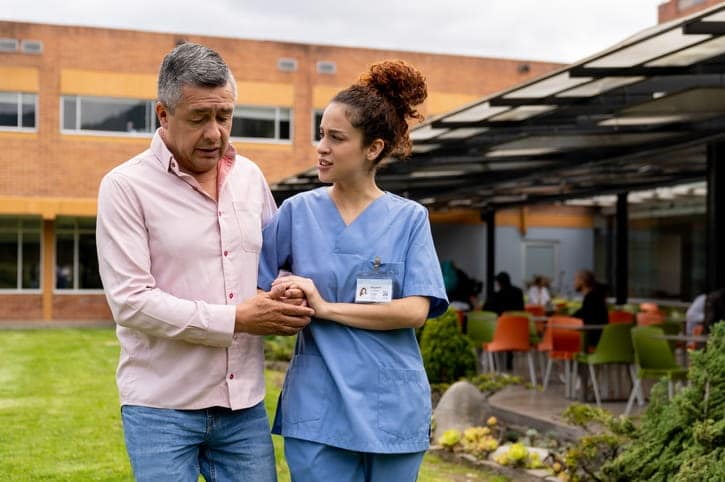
[0,328,504,481]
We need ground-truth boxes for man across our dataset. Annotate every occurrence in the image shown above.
[483,271,524,315]
[96,42,313,482]
[572,270,608,349]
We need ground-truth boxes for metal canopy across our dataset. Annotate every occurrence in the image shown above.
[272,4,725,210]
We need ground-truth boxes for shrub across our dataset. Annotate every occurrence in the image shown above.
[263,335,296,362]
[602,321,725,482]
[420,308,476,384]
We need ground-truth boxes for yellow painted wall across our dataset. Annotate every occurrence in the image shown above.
[0,196,96,220]
[0,67,39,92]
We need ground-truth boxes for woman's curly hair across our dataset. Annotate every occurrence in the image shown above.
[332,60,427,164]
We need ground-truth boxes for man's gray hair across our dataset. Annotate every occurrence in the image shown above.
[158,42,237,112]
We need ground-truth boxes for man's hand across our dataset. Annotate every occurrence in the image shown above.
[234,291,314,336]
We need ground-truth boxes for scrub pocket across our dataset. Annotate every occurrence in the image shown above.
[377,367,431,439]
[281,354,330,424]
[232,201,262,253]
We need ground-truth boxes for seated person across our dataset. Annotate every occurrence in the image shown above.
[572,270,608,350]
[527,275,551,307]
[483,271,524,315]
[686,293,706,336]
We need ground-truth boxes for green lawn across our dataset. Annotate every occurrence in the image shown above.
[0,328,504,482]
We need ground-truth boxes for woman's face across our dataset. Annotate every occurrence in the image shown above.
[316,102,379,184]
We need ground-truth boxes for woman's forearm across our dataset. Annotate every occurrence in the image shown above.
[318,296,430,330]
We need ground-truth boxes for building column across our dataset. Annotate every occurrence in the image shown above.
[483,209,495,299]
[707,142,725,292]
[615,193,628,305]
[42,219,54,321]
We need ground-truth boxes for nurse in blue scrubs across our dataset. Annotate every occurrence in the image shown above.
[258,59,448,482]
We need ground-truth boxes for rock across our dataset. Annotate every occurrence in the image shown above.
[432,380,487,441]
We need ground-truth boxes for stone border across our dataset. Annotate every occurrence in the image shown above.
[430,447,560,482]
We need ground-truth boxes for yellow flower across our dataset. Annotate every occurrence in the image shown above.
[486,416,498,427]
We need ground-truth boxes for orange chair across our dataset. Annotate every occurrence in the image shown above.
[609,310,634,324]
[536,319,553,381]
[637,311,663,326]
[525,304,546,317]
[543,316,583,397]
[688,324,705,350]
[483,315,537,385]
[639,302,660,313]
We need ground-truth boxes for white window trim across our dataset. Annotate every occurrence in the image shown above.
[230,104,293,144]
[0,91,38,133]
[59,95,157,138]
[0,217,43,293]
[54,218,103,293]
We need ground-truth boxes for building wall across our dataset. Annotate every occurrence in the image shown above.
[658,0,723,23]
[0,21,562,320]
[431,206,595,300]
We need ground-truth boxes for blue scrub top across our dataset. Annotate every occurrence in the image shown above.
[259,188,448,453]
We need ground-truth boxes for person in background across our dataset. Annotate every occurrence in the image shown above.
[96,42,314,482]
[527,275,551,307]
[483,271,524,315]
[258,60,448,482]
[572,269,608,349]
[704,287,725,334]
[686,293,706,336]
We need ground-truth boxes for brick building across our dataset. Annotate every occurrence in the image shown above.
[658,0,724,22]
[0,21,561,321]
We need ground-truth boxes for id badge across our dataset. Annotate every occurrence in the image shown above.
[355,256,396,303]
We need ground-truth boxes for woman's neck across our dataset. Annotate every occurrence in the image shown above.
[329,177,384,225]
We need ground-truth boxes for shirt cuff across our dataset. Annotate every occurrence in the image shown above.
[205,304,237,347]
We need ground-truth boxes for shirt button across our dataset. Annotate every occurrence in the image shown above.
[218,211,222,216]
[229,293,234,299]
[224,250,229,257]
[229,374,234,380]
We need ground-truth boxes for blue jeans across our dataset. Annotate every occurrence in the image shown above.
[121,402,276,482]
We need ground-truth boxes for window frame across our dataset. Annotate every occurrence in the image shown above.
[0,217,43,293]
[312,108,324,145]
[0,91,38,133]
[59,95,158,138]
[230,104,293,144]
[54,217,104,294]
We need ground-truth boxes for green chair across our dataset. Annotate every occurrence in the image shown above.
[574,323,634,407]
[466,310,497,372]
[625,326,688,416]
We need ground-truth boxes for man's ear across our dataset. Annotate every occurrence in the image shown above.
[156,101,169,129]
[366,139,385,162]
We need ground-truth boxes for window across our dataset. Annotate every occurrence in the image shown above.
[316,61,337,75]
[277,58,298,72]
[678,0,706,10]
[61,95,158,136]
[522,240,559,285]
[55,217,102,291]
[312,109,324,142]
[231,105,291,142]
[0,91,37,130]
[0,217,42,291]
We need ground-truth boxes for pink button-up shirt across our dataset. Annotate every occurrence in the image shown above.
[96,130,277,410]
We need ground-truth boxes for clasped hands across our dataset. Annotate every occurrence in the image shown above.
[233,275,325,336]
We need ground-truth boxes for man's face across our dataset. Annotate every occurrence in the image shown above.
[574,273,584,293]
[156,82,235,176]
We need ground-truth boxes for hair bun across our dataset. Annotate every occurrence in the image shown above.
[359,60,427,122]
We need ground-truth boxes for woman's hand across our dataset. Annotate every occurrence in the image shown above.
[272,275,330,318]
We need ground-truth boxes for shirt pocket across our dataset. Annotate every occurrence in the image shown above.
[232,201,262,253]
[377,367,431,440]
[281,354,330,424]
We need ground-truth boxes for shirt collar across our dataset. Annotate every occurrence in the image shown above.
[150,128,238,175]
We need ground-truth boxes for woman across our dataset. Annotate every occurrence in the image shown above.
[258,60,448,482]
[527,275,551,307]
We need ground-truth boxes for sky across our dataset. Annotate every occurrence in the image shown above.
[1,0,666,63]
